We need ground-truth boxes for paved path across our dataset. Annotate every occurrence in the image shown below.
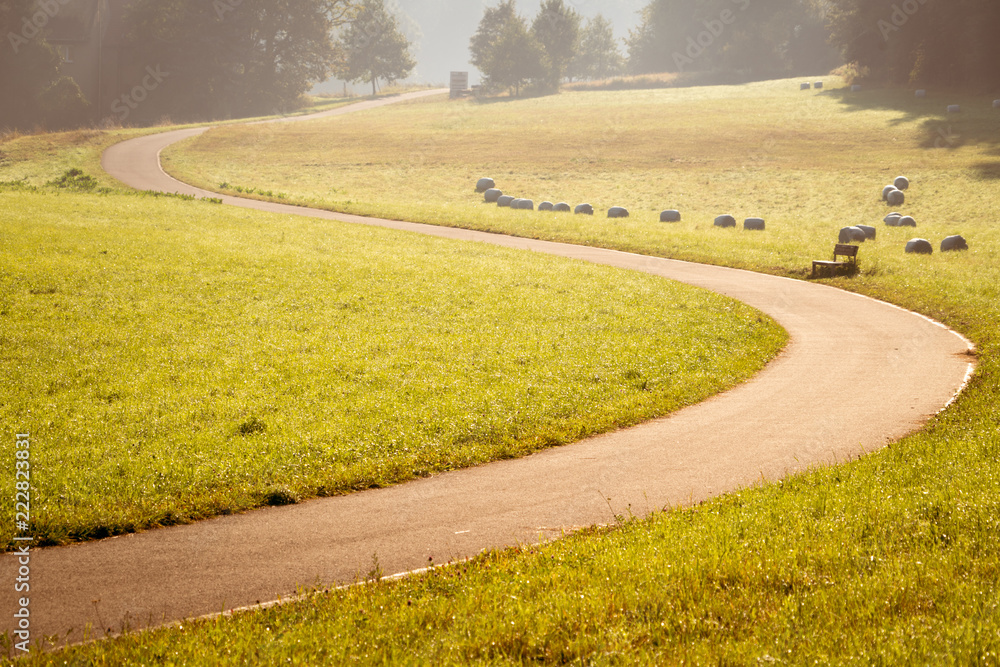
[2,90,975,648]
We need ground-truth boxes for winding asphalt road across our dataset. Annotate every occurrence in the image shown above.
[2,90,975,648]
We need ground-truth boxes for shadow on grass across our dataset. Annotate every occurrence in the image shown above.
[825,86,1000,179]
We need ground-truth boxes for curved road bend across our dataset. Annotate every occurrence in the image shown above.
[2,90,975,648]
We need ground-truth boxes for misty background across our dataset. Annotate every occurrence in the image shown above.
[316,0,645,92]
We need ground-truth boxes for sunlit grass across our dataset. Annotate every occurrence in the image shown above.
[5,77,1000,665]
[20,75,996,663]
[0,186,783,548]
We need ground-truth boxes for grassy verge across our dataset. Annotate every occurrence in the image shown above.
[23,75,997,663]
[0,182,783,549]
[0,93,369,190]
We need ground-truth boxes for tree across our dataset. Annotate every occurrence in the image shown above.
[570,15,624,81]
[1,0,88,130]
[531,0,579,90]
[124,0,354,121]
[336,0,416,96]
[469,0,545,96]
[627,0,837,77]
[823,0,1000,89]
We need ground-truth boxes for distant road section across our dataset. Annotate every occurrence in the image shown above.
[1,89,974,650]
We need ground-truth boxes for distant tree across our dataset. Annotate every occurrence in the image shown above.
[824,0,1000,88]
[124,0,355,121]
[1,0,88,130]
[569,15,624,81]
[531,0,580,90]
[627,0,837,77]
[470,0,545,96]
[336,0,416,95]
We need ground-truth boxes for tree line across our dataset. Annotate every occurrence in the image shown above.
[473,0,1000,95]
[1,0,415,130]
[470,0,625,96]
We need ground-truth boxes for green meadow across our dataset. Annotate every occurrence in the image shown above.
[0,141,783,548]
[6,78,1000,662]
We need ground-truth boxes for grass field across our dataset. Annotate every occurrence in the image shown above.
[0,161,784,548]
[6,77,1000,663]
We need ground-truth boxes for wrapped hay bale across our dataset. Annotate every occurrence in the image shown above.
[660,210,682,223]
[905,238,933,254]
[898,215,917,227]
[607,206,629,219]
[714,215,737,228]
[575,203,594,215]
[484,188,503,203]
[856,225,877,240]
[497,195,515,208]
[941,235,969,252]
[884,213,902,226]
[744,217,766,231]
[839,227,866,243]
[554,203,571,212]
[476,177,496,192]
[894,176,909,191]
[538,201,554,212]
[887,189,905,207]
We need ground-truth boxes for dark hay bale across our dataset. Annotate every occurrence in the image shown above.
[906,238,933,254]
[497,195,515,208]
[882,185,897,201]
[887,189,905,207]
[554,202,571,212]
[575,203,594,215]
[801,82,811,90]
[884,213,902,226]
[894,176,909,191]
[660,210,681,222]
[714,215,737,228]
[915,89,926,98]
[947,105,961,113]
[744,217,766,231]
[476,177,496,193]
[607,206,629,219]
[839,227,866,243]
[856,225,877,240]
[814,82,824,89]
[994,100,1000,109]
[898,215,917,227]
[538,201,554,211]
[941,235,969,252]
[517,199,535,210]
[484,188,503,203]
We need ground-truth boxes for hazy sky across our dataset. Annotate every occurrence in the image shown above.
[318,0,646,91]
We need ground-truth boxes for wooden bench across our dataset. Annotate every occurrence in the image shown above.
[812,244,859,278]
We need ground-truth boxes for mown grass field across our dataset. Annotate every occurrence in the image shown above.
[6,78,1000,663]
[0,147,784,549]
